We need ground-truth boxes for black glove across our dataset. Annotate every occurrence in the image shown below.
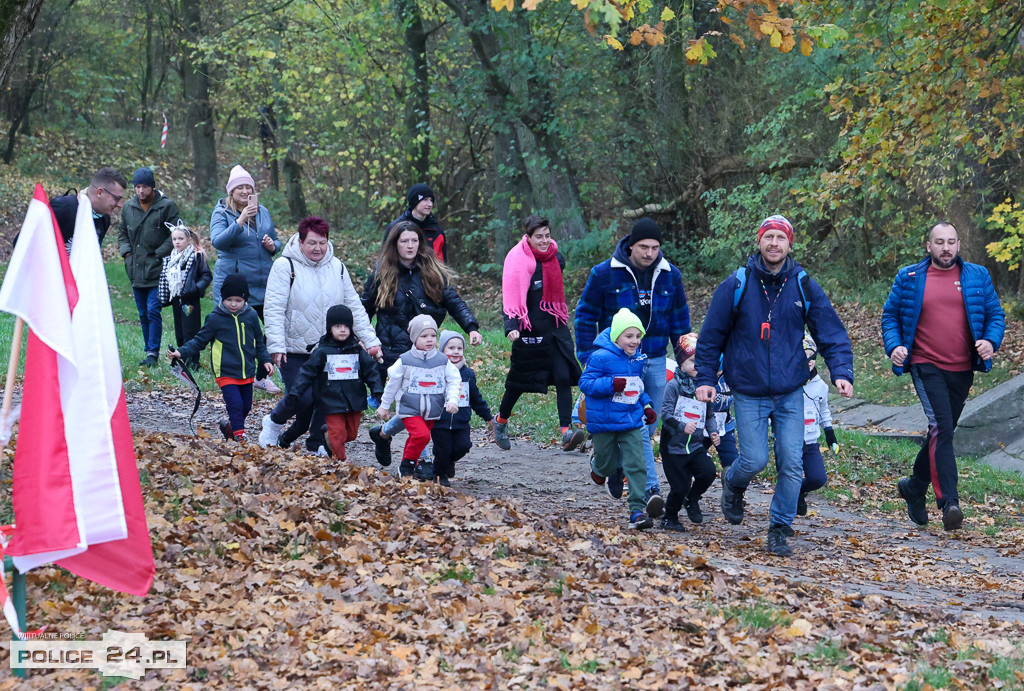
[824,427,838,454]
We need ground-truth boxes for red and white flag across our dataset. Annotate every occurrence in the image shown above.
[0,185,154,597]
[160,112,168,149]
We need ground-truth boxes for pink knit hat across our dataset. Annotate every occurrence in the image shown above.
[226,165,255,195]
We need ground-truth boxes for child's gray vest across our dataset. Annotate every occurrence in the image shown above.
[398,350,450,420]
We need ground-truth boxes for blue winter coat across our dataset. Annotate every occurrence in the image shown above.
[210,198,281,306]
[578,329,652,434]
[433,366,493,430]
[695,254,854,397]
[574,237,690,365]
[881,256,1005,375]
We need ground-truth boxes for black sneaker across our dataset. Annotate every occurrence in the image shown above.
[139,353,158,367]
[720,480,745,525]
[218,417,233,441]
[766,524,793,556]
[320,424,333,458]
[796,492,808,517]
[561,428,586,451]
[644,488,665,519]
[368,425,392,467]
[684,498,704,524]
[399,459,415,477]
[438,476,451,488]
[660,516,686,532]
[897,478,928,526]
[942,501,964,531]
[414,460,436,482]
[606,465,625,500]
[629,510,653,530]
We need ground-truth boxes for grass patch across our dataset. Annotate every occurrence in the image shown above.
[717,599,791,631]
[434,563,475,583]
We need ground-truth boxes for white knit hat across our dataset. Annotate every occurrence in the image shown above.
[226,165,255,195]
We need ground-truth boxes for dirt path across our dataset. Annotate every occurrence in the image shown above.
[126,390,1024,625]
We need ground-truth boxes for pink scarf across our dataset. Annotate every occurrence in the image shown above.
[502,235,568,331]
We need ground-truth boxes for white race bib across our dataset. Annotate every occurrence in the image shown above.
[458,381,470,407]
[803,398,820,443]
[714,412,727,432]
[325,353,359,380]
[406,366,446,394]
[612,375,644,405]
[673,396,705,429]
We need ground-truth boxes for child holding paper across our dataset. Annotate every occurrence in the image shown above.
[660,333,720,531]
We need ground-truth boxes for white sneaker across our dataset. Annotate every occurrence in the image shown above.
[254,378,282,394]
[258,414,284,448]
[314,446,330,457]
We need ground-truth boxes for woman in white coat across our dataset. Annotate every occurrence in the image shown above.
[258,216,381,453]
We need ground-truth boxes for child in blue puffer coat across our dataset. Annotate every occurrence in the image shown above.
[579,308,658,531]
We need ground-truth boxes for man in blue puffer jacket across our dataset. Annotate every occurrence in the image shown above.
[695,215,854,557]
[882,222,1004,532]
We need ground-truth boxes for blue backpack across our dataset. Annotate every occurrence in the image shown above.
[731,267,812,319]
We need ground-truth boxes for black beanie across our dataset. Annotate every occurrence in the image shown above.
[132,167,156,188]
[629,217,662,247]
[406,183,435,210]
[221,273,249,301]
[326,304,354,330]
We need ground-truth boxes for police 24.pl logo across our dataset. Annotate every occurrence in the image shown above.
[11,630,186,679]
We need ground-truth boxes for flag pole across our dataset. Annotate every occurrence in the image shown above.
[2,317,27,678]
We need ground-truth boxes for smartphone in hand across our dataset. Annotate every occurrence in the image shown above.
[247,193,258,210]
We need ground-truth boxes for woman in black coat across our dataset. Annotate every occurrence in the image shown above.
[159,222,213,369]
[494,215,582,451]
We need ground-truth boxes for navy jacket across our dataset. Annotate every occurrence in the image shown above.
[578,329,652,434]
[177,304,271,380]
[286,333,384,414]
[881,256,1005,375]
[695,254,854,397]
[574,237,689,365]
[433,366,492,430]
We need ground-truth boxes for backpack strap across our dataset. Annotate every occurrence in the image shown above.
[796,269,810,319]
[286,257,295,287]
[731,267,748,316]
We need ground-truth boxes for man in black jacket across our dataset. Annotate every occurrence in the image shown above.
[50,167,128,254]
[383,183,447,262]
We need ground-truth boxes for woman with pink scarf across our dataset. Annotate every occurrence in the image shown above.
[493,215,583,451]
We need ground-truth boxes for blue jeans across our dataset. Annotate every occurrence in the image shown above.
[726,388,804,528]
[641,355,667,492]
[133,286,163,355]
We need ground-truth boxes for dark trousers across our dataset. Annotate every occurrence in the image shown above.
[221,383,253,435]
[325,412,362,460]
[662,443,717,520]
[907,363,973,509]
[773,440,828,495]
[272,353,326,451]
[499,351,574,427]
[717,429,738,468]
[133,286,163,355]
[171,300,202,366]
[431,426,472,479]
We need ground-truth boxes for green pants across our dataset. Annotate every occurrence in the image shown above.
[592,428,647,513]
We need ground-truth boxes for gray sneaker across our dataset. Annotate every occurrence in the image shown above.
[493,421,511,450]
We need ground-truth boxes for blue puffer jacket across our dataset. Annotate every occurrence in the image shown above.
[695,254,854,397]
[579,329,652,434]
[210,199,281,306]
[881,257,1005,375]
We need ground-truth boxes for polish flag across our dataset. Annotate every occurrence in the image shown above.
[0,185,154,596]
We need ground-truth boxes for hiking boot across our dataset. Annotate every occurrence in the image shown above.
[438,475,451,488]
[253,377,282,394]
[139,353,158,367]
[399,459,416,477]
[606,464,625,500]
[766,524,793,557]
[414,460,436,482]
[720,480,745,525]
[368,425,392,467]
[897,478,928,526]
[218,418,233,441]
[629,510,653,530]
[660,516,686,532]
[561,428,586,452]
[796,492,808,517]
[942,501,964,531]
[494,421,511,450]
[258,414,284,448]
[684,498,704,524]
[644,488,665,519]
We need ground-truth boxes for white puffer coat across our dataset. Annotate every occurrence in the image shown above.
[264,235,380,355]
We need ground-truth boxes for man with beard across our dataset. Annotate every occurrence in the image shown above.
[883,222,1004,531]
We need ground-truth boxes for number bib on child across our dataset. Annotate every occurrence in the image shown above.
[612,376,644,405]
[803,398,820,442]
[458,381,470,407]
[714,412,727,433]
[325,354,359,380]
[673,396,706,429]
[406,366,447,394]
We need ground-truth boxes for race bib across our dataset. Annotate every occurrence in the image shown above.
[714,412,727,432]
[458,381,470,407]
[406,366,446,394]
[803,398,820,443]
[673,396,705,429]
[612,375,644,405]
[325,354,359,380]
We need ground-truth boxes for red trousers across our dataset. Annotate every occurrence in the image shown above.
[325,412,362,460]
[402,416,435,460]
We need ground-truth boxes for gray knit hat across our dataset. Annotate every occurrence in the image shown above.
[407,314,439,346]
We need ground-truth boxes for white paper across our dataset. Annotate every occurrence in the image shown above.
[458,381,470,407]
[325,353,360,380]
[803,398,820,443]
[406,366,446,394]
[673,396,706,429]
[612,375,644,405]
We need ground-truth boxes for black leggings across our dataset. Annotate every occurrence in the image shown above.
[499,352,573,427]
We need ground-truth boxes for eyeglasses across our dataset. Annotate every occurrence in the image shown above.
[102,188,124,204]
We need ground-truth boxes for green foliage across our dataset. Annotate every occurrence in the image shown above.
[986,199,1024,271]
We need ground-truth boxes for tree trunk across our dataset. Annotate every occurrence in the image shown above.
[283,151,308,222]
[0,0,46,94]
[392,0,430,180]
[180,0,217,194]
